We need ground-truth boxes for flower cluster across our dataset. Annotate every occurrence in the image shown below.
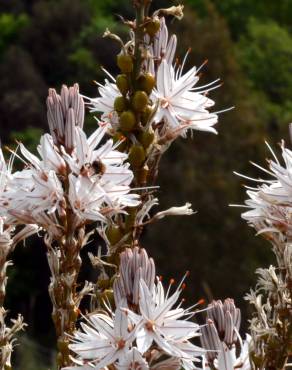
[64,247,205,370]
[88,16,219,146]
[239,141,292,242]
[238,132,292,368]
[200,299,251,370]
[0,84,140,238]
[0,148,36,368]
[113,246,156,306]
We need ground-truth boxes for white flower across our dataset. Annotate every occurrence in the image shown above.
[116,347,149,370]
[86,72,120,128]
[62,125,130,180]
[19,134,65,175]
[147,17,221,137]
[0,137,65,226]
[68,172,140,225]
[0,164,64,233]
[237,141,292,238]
[154,202,194,220]
[152,59,218,136]
[37,134,66,174]
[68,174,108,223]
[125,279,204,361]
[63,309,137,370]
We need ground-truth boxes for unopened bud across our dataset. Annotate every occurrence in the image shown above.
[128,145,146,168]
[114,96,128,113]
[141,106,153,126]
[138,131,155,149]
[106,225,123,245]
[145,17,161,37]
[138,73,156,95]
[116,74,129,95]
[120,111,136,132]
[117,53,133,73]
[132,91,148,112]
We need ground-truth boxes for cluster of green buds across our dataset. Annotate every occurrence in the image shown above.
[112,11,162,184]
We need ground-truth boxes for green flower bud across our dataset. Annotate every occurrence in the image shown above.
[132,91,148,112]
[116,74,129,95]
[106,225,123,245]
[114,96,128,112]
[117,53,133,73]
[141,105,153,125]
[125,207,137,231]
[138,130,155,149]
[145,18,161,37]
[138,73,156,94]
[128,145,146,168]
[98,278,110,290]
[120,110,136,132]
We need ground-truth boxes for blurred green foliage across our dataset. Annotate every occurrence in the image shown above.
[0,12,29,54]
[0,0,291,366]
[238,19,292,104]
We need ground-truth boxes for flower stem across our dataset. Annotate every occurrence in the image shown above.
[47,213,84,369]
[133,0,145,82]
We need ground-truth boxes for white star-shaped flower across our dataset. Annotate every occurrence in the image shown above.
[152,59,218,136]
[64,309,137,370]
[116,347,149,370]
[125,279,203,360]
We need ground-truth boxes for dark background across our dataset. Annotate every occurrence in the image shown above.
[1,0,292,368]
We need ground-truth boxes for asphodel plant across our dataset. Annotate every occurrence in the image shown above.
[0,0,290,370]
[0,1,220,367]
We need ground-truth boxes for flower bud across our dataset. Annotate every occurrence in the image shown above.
[128,145,146,168]
[116,74,129,95]
[145,17,161,37]
[132,91,148,112]
[98,278,110,290]
[114,96,128,113]
[138,73,156,94]
[141,105,153,125]
[117,53,133,73]
[138,131,155,149]
[120,111,136,132]
[106,225,123,245]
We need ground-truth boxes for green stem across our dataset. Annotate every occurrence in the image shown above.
[133,1,145,83]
